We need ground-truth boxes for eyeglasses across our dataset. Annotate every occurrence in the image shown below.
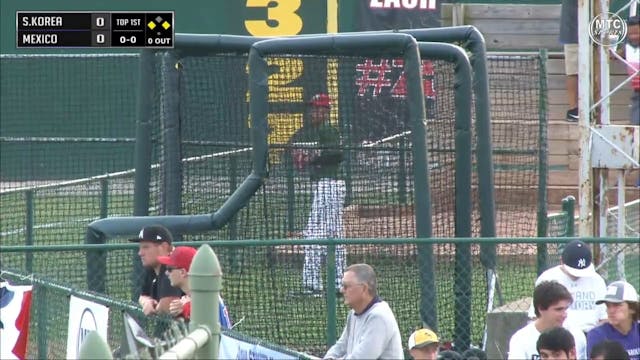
[341,282,364,290]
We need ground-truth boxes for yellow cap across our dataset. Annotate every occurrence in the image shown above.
[408,328,439,350]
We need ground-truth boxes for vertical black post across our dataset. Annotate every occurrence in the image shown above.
[100,179,109,219]
[286,155,296,234]
[563,196,576,237]
[326,244,337,345]
[36,286,48,358]
[131,49,155,301]
[407,42,436,331]
[25,190,34,273]
[450,46,473,353]
[228,155,239,270]
[536,50,549,276]
[398,136,408,205]
[160,51,183,218]
[133,50,154,219]
[85,228,107,293]
[341,102,354,205]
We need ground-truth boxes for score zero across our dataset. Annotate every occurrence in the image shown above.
[116,18,141,26]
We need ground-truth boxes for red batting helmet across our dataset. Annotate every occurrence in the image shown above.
[308,93,331,108]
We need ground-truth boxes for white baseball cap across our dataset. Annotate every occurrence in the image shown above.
[408,328,439,350]
[596,281,639,304]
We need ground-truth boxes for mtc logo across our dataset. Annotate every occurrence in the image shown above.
[589,12,628,47]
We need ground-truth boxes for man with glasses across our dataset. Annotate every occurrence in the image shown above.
[158,246,231,328]
[323,263,403,359]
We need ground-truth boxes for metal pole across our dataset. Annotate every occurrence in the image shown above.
[562,195,576,237]
[25,190,34,273]
[78,331,113,359]
[599,0,611,127]
[578,0,594,237]
[617,173,626,279]
[190,244,221,359]
[597,0,611,278]
[100,179,109,219]
[326,244,337,346]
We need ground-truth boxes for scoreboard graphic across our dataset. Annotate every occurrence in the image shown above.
[16,11,174,48]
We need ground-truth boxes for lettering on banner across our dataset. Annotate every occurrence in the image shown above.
[354,58,437,100]
[369,0,437,10]
[237,348,274,360]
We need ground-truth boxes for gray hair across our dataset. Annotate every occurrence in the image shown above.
[346,263,377,297]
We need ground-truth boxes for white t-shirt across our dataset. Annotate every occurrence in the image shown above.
[527,265,607,332]
[508,321,587,360]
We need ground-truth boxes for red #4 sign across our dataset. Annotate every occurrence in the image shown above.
[355,58,436,99]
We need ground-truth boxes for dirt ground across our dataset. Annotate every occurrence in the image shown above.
[277,205,541,256]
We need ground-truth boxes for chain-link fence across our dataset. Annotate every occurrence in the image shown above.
[546,198,640,283]
[2,237,638,358]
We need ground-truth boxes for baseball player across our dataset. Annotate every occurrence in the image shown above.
[289,93,346,296]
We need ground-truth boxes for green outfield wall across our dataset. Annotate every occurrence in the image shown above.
[1,0,633,53]
[0,0,330,54]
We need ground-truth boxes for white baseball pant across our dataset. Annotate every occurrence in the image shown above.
[302,178,346,291]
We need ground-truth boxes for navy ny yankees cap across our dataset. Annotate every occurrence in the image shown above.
[561,240,596,277]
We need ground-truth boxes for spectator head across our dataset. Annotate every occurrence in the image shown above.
[408,328,439,360]
[533,281,573,326]
[307,93,331,125]
[561,240,596,278]
[596,280,640,324]
[129,225,173,268]
[158,246,197,288]
[340,263,377,312]
[536,327,576,360]
[461,348,487,360]
[590,340,630,360]
[437,350,462,360]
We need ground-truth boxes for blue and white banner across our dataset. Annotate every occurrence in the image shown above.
[66,295,109,359]
[219,333,298,360]
[0,282,32,360]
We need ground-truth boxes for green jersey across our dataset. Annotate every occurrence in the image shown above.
[289,122,343,180]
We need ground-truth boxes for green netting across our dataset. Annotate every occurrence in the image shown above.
[140,49,545,349]
[0,48,545,352]
[154,50,455,343]
[159,52,464,240]
[486,54,545,238]
[0,54,138,180]
[0,54,139,248]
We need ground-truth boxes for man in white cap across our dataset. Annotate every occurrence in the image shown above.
[586,281,639,359]
[408,328,440,360]
[528,240,607,332]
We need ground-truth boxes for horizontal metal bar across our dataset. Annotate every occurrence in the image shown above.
[158,327,211,360]
[1,236,638,253]
[0,268,141,312]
